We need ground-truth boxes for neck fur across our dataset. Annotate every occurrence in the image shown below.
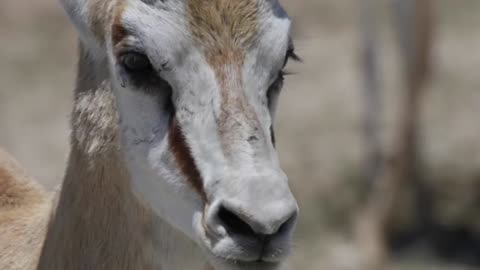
[36,43,206,270]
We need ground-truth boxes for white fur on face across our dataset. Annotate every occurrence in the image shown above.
[107,0,296,268]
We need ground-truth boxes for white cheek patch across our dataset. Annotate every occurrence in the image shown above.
[114,86,203,238]
[107,1,216,239]
[115,87,169,149]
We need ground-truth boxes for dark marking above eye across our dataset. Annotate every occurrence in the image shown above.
[112,21,128,46]
[111,2,129,46]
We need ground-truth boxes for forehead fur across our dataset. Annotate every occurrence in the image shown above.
[187,0,259,62]
[89,0,119,44]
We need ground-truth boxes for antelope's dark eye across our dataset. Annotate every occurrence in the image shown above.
[267,72,285,106]
[120,52,152,72]
[270,72,285,92]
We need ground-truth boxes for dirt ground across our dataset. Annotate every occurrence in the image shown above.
[1,1,479,269]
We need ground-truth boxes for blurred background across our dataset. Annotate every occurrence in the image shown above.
[1,0,479,269]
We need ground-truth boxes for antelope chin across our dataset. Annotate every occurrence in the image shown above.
[193,214,290,270]
[210,259,282,270]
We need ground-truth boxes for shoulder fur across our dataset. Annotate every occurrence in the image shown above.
[0,148,51,270]
[0,149,46,211]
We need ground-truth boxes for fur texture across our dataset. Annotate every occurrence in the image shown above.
[187,0,258,60]
[0,0,297,269]
[36,45,204,270]
[0,149,50,270]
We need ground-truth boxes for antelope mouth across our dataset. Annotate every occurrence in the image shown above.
[214,256,281,270]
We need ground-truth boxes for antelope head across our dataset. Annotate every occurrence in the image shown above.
[61,0,298,268]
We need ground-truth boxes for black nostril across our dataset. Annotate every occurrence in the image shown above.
[217,206,257,238]
[277,212,297,235]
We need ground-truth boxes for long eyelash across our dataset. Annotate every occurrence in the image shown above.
[288,50,302,62]
[281,70,296,76]
[287,37,302,62]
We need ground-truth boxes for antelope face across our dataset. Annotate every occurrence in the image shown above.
[107,0,298,268]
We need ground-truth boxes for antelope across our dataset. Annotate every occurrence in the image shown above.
[0,0,299,269]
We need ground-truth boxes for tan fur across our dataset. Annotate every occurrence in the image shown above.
[0,149,51,270]
[89,0,120,45]
[0,44,203,270]
[0,1,265,269]
[188,0,263,153]
[111,0,129,46]
[187,0,259,62]
[35,45,163,270]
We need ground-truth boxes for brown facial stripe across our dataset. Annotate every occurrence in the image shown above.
[168,118,206,201]
[111,1,129,46]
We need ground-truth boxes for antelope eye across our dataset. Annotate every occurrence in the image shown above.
[120,52,152,72]
[267,72,284,103]
[269,72,285,92]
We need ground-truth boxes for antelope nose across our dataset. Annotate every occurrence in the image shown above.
[217,204,297,239]
[206,197,298,241]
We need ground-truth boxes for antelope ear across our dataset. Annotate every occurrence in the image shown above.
[60,0,112,50]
